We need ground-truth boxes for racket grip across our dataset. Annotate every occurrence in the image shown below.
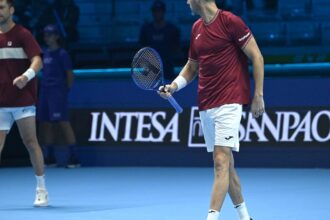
[168,95,183,113]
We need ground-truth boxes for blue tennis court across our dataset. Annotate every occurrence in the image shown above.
[1,167,329,220]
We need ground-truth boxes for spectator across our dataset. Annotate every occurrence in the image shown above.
[37,24,80,168]
[36,0,80,46]
[139,0,180,80]
[29,0,52,35]
[217,0,253,16]
[13,0,32,30]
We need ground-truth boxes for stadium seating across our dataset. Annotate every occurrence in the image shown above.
[71,0,330,67]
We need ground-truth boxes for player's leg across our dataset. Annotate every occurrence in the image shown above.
[228,153,243,204]
[203,104,244,220]
[0,109,14,163]
[0,131,7,164]
[16,116,44,176]
[14,106,48,206]
[209,145,232,210]
[200,109,231,220]
[229,153,252,220]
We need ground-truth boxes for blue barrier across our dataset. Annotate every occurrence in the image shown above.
[66,64,330,168]
[4,63,330,168]
[73,63,330,78]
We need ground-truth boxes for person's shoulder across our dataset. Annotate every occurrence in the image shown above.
[192,18,203,29]
[12,25,35,41]
[58,48,70,56]
[220,10,238,18]
[14,24,32,35]
[220,10,245,25]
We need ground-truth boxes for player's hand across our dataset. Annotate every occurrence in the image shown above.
[250,95,265,118]
[13,75,29,89]
[158,83,177,99]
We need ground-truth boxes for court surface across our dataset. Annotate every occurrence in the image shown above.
[0,167,329,220]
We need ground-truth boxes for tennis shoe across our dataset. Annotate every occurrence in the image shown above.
[34,188,48,207]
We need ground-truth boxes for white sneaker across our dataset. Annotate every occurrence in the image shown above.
[34,189,49,207]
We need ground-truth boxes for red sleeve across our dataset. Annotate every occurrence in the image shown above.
[227,14,252,49]
[21,29,42,59]
[188,22,199,62]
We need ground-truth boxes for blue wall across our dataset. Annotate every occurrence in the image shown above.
[3,65,330,168]
[65,65,330,168]
[69,77,330,108]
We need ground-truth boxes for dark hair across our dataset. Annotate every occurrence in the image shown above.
[151,0,166,12]
[6,0,14,7]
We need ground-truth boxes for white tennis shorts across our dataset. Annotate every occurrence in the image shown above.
[199,104,242,152]
[0,105,36,132]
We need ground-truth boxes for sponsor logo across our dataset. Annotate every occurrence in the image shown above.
[88,111,180,143]
[188,107,204,147]
[188,107,330,147]
[239,110,330,143]
[78,107,329,147]
[7,41,12,46]
[238,32,251,42]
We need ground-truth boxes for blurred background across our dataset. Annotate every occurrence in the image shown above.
[2,0,330,168]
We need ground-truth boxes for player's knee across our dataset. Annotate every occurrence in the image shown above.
[0,137,6,148]
[214,159,230,173]
[213,151,230,173]
[0,140,5,149]
[229,158,235,169]
[22,137,38,150]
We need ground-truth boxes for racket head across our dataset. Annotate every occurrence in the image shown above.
[131,47,164,91]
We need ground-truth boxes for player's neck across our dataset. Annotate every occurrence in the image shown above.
[0,19,15,34]
[199,3,218,24]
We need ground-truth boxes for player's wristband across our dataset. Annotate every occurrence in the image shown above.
[173,75,187,91]
[23,68,36,81]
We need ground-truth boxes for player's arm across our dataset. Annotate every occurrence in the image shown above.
[172,59,198,90]
[29,55,43,74]
[242,37,265,118]
[13,55,43,89]
[159,59,198,98]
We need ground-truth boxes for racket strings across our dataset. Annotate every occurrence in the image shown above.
[132,48,162,90]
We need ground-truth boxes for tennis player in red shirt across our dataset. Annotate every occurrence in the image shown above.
[0,0,48,206]
[159,0,265,219]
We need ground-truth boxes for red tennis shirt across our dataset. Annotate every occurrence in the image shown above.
[189,10,252,111]
[0,24,42,107]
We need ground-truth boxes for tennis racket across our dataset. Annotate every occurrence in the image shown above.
[131,47,183,113]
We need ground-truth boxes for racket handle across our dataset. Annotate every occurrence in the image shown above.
[168,95,183,113]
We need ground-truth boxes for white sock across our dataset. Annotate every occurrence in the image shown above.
[206,209,219,220]
[235,202,251,220]
[35,175,46,190]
